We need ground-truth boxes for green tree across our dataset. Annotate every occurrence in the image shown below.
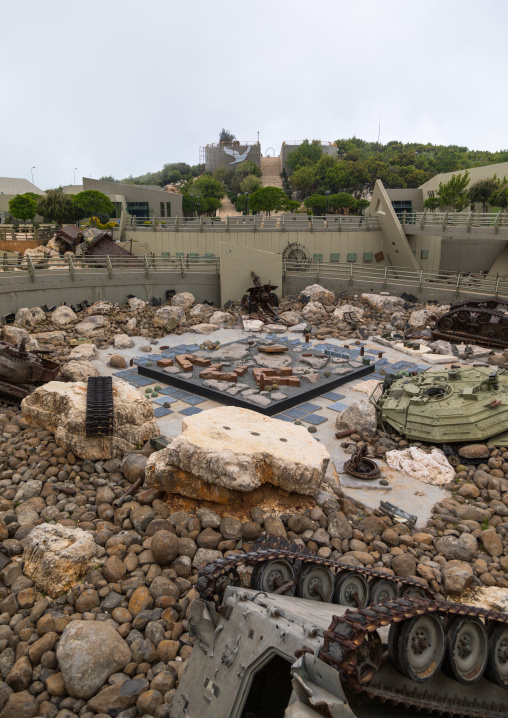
[249,187,292,215]
[305,194,327,214]
[287,140,323,172]
[99,175,117,182]
[290,165,318,195]
[219,128,236,143]
[468,176,500,211]
[329,192,356,212]
[437,171,470,210]
[240,175,262,194]
[37,191,84,226]
[489,181,508,209]
[424,197,441,211]
[73,190,115,222]
[188,175,225,200]
[8,193,38,222]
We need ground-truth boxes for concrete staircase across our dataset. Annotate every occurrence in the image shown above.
[260,156,283,188]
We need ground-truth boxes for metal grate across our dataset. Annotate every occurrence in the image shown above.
[86,376,114,436]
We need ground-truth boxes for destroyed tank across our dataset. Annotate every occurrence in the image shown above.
[0,339,60,400]
[369,365,508,445]
[170,537,508,718]
[432,297,508,349]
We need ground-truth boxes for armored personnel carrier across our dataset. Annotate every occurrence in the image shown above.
[0,339,60,400]
[369,365,508,445]
[170,538,508,717]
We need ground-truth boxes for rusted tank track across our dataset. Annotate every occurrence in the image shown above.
[196,535,433,602]
[432,297,508,349]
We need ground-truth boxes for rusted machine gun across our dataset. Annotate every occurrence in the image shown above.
[432,297,508,349]
[0,339,60,400]
[241,271,289,324]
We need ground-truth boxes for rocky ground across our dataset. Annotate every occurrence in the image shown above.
[1,287,508,717]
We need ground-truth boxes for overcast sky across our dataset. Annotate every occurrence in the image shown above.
[2,0,506,190]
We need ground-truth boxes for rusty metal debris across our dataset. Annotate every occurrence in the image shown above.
[344,444,381,480]
[379,500,417,527]
[432,297,508,349]
[241,271,289,324]
[113,476,143,509]
[0,339,60,400]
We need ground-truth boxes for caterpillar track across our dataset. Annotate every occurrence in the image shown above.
[182,537,508,718]
[432,297,508,349]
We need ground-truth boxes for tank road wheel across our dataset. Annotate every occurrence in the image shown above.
[388,622,404,674]
[457,310,470,323]
[334,571,370,608]
[269,292,279,308]
[443,617,488,684]
[370,578,399,605]
[296,564,334,602]
[486,300,499,310]
[241,294,252,313]
[439,317,454,331]
[251,559,296,595]
[499,316,508,329]
[213,569,242,602]
[396,614,446,682]
[400,585,428,600]
[478,312,491,324]
[485,623,508,687]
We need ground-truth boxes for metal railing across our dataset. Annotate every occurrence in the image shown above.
[401,210,508,231]
[1,253,507,299]
[0,224,57,242]
[126,214,381,232]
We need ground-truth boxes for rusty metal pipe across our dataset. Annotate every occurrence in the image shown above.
[335,429,355,439]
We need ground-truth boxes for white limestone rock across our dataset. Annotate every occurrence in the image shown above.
[279,311,303,325]
[300,284,335,305]
[302,301,326,320]
[14,306,46,328]
[127,297,146,311]
[247,394,272,407]
[243,319,264,332]
[288,323,308,333]
[335,400,377,437]
[422,353,457,364]
[171,292,195,310]
[264,324,286,333]
[209,310,235,325]
[30,330,65,345]
[361,293,405,312]
[126,317,137,332]
[190,304,214,320]
[23,524,98,597]
[190,323,220,334]
[146,406,330,495]
[408,309,437,329]
[386,447,455,485]
[1,326,40,351]
[153,305,185,327]
[87,301,116,315]
[21,380,159,460]
[114,333,135,349]
[351,379,381,396]
[75,315,110,335]
[333,304,365,322]
[51,305,77,327]
[67,343,98,361]
[60,360,100,382]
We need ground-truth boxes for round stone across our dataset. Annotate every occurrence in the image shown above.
[458,444,490,460]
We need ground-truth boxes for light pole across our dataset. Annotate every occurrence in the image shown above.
[244,192,249,216]
[74,168,78,185]
[31,166,35,185]
[325,190,331,215]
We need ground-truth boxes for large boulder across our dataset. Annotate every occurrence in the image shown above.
[153,306,185,328]
[21,380,159,460]
[67,343,98,361]
[128,297,146,311]
[23,524,98,597]
[14,307,46,329]
[302,302,326,321]
[300,284,334,305]
[146,406,329,500]
[87,301,116,315]
[335,400,377,437]
[190,304,214,321]
[56,621,131,699]
[171,292,195,310]
[333,304,365,322]
[408,309,437,329]
[209,311,235,325]
[442,560,474,595]
[361,293,405,313]
[51,305,77,327]
[60,360,100,382]
[279,311,303,325]
[386,447,454,485]
[190,323,220,334]
[114,333,135,349]
[1,326,40,351]
[75,315,110,335]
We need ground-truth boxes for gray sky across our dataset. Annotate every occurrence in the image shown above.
[2,0,507,190]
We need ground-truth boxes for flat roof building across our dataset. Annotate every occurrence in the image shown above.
[0,178,46,223]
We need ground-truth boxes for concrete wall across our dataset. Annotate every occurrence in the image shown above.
[439,237,507,274]
[281,142,336,175]
[419,161,508,199]
[385,188,424,212]
[204,143,261,172]
[0,270,220,318]
[82,179,183,217]
[220,243,282,304]
[368,181,419,269]
[406,234,442,272]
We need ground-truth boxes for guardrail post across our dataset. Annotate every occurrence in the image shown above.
[420,210,427,230]
[338,215,342,232]
[175,215,179,232]
[494,211,503,234]
[67,255,75,280]
[495,274,500,297]
[456,272,461,298]
[466,211,474,232]
[349,261,353,288]
[200,215,203,232]
[316,260,320,279]
[226,216,230,232]
[180,255,185,277]
[442,211,448,230]
[144,255,150,278]
[310,215,313,232]
[106,255,113,279]
[383,264,387,290]
[419,269,423,289]
[365,215,369,230]
[281,214,285,232]
[26,255,35,282]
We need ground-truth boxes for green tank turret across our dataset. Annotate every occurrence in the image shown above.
[370,366,508,444]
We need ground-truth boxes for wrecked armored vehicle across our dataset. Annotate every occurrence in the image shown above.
[370,365,508,445]
[0,339,60,400]
[170,538,508,717]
